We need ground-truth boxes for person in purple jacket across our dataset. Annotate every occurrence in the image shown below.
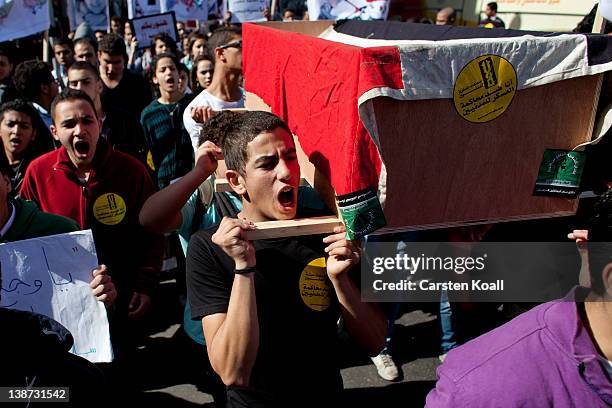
[426,189,612,408]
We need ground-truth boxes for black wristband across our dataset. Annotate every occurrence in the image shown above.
[234,266,257,275]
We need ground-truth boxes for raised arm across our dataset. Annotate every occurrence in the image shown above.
[323,225,386,355]
[201,217,259,386]
[139,141,222,234]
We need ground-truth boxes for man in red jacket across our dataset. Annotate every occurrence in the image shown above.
[20,88,163,354]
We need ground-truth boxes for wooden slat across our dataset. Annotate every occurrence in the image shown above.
[243,216,343,240]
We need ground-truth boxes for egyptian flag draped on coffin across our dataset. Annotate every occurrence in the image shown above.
[242,20,612,237]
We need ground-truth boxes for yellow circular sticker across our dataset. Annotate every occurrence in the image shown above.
[93,193,127,226]
[453,55,517,123]
[299,257,332,312]
[146,151,155,171]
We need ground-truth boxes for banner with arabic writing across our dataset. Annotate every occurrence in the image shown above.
[131,11,179,49]
[160,0,208,22]
[0,0,50,42]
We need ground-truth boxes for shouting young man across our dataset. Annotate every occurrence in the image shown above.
[186,111,385,405]
[20,89,163,353]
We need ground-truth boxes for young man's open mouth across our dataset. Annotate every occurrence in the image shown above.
[276,185,297,214]
[74,140,90,159]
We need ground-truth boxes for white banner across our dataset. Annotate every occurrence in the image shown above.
[307,0,389,21]
[128,0,161,19]
[0,0,50,42]
[67,0,110,31]
[0,230,113,363]
[225,0,267,22]
[160,0,207,21]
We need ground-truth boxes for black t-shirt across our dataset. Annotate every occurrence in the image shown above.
[101,70,152,120]
[187,224,345,405]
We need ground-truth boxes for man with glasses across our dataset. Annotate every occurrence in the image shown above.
[183,27,244,152]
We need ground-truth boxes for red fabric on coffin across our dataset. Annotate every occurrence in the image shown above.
[243,23,403,196]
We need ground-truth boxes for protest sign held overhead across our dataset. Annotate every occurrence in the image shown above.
[307,0,389,21]
[67,0,110,31]
[160,0,207,22]
[131,11,178,49]
[0,0,50,42]
[128,0,161,19]
[224,0,267,22]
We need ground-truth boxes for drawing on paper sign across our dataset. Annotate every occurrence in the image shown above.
[0,230,113,363]
[309,0,389,21]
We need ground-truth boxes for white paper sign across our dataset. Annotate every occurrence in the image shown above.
[0,230,113,363]
[67,0,110,31]
[160,0,208,22]
[307,0,389,21]
[0,0,50,42]
[225,0,267,22]
[128,0,161,19]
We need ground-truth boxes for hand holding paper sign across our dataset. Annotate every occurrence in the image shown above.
[90,264,117,306]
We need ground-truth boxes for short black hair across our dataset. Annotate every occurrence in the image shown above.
[67,60,101,81]
[487,2,498,12]
[74,36,98,53]
[587,188,612,295]
[207,27,241,60]
[151,33,179,56]
[50,88,98,124]
[217,111,291,176]
[0,99,39,124]
[198,110,238,147]
[53,37,74,50]
[111,15,122,24]
[98,33,127,60]
[0,43,15,64]
[12,60,54,101]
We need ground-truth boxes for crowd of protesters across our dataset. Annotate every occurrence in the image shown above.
[0,2,611,407]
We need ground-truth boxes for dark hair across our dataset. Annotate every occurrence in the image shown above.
[149,52,180,83]
[283,8,296,15]
[207,27,241,60]
[190,54,214,93]
[486,2,498,12]
[13,60,54,101]
[53,37,74,50]
[197,110,238,147]
[98,33,127,60]
[151,33,179,56]
[587,189,612,295]
[111,16,122,24]
[187,32,207,58]
[74,37,98,53]
[50,88,98,124]
[0,43,15,64]
[67,60,101,81]
[217,111,291,176]
[0,98,39,124]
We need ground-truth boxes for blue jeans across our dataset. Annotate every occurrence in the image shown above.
[440,290,457,353]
